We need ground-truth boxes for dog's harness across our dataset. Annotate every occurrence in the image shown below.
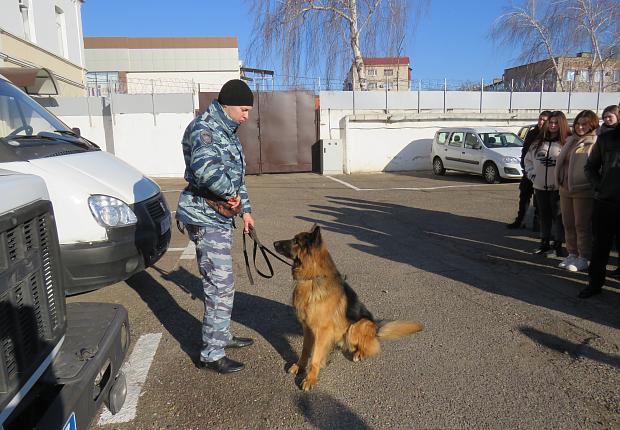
[242,226,292,285]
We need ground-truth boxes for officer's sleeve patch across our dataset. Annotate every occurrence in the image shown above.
[200,130,212,145]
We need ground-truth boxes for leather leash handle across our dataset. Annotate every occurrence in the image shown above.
[242,226,291,286]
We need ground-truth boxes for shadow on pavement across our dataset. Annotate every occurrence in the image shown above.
[520,326,620,369]
[130,266,302,364]
[296,195,620,331]
[296,392,373,430]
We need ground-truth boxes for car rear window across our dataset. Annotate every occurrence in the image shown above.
[436,132,450,145]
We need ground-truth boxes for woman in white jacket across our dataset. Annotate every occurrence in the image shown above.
[555,110,598,272]
[524,111,571,256]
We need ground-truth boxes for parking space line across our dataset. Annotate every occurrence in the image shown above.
[325,175,513,191]
[426,231,529,254]
[325,176,361,190]
[98,333,162,425]
[180,241,196,260]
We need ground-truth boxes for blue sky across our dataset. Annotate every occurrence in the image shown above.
[81,0,519,83]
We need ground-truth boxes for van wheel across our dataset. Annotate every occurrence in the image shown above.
[483,162,500,184]
[432,157,446,175]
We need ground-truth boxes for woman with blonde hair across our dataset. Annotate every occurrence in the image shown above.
[555,110,598,272]
[524,111,571,256]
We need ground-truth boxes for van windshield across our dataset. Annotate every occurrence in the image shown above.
[0,79,98,160]
[478,132,523,148]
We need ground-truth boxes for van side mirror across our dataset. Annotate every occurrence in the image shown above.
[71,127,81,137]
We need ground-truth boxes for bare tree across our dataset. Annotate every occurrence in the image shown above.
[244,0,426,90]
[556,0,620,90]
[490,0,569,90]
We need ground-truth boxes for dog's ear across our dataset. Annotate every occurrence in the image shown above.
[309,224,322,244]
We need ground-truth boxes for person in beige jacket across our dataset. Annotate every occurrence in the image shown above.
[524,111,570,256]
[555,110,598,272]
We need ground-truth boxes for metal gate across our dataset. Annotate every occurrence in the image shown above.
[198,91,318,174]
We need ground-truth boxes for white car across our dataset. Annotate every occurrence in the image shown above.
[431,127,524,183]
[0,72,171,295]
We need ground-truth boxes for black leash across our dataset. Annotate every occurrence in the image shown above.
[242,226,292,285]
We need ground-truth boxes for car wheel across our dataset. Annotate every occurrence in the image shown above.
[483,162,500,184]
[432,157,446,175]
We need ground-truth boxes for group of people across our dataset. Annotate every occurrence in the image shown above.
[506,105,620,299]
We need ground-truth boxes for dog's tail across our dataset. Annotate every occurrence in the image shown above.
[377,320,424,340]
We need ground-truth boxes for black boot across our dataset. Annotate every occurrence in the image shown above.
[552,241,567,258]
[506,218,524,229]
[533,240,551,254]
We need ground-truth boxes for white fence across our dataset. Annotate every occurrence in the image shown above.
[34,90,620,177]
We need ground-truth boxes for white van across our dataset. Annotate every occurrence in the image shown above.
[0,72,171,294]
[431,127,524,183]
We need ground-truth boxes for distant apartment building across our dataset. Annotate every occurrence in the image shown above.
[344,57,411,91]
[0,0,86,96]
[504,53,620,92]
[84,37,241,96]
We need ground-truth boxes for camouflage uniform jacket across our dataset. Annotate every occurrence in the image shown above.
[176,100,252,227]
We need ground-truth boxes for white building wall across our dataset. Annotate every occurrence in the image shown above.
[85,47,239,73]
[0,0,83,65]
[126,71,240,93]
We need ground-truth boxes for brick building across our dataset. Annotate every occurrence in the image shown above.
[344,57,411,91]
[504,53,620,92]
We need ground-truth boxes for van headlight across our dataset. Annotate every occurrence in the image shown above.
[88,195,138,227]
[502,156,520,164]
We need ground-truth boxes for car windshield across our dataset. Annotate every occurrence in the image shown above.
[0,79,71,138]
[0,79,99,160]
[478,132,523,148]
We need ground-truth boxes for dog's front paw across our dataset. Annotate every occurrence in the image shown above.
[288,363,301,375]
[301,375,316,391]
[353,351,362,362]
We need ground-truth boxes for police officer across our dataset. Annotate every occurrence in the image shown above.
[176,79,256,373]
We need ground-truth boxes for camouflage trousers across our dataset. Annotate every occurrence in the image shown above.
[187,224,235,363]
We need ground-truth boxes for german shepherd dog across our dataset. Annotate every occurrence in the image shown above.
[274,225,423,391]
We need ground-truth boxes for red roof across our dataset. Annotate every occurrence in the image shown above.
[362,57,410,66]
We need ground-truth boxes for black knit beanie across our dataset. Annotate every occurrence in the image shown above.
[217,79,254,107]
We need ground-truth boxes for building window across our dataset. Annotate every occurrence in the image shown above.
[614,70,620,83]
[367,69,377,76]
[19,0,34,42]
[367,82,377,90]
[578,69,589,82]
[565,69,576,81]
[55,6,68,58]
[384,69,393,76]
[594,70,603,83]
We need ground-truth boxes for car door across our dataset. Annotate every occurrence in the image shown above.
[461,132,484,172]
[445,131,465,170]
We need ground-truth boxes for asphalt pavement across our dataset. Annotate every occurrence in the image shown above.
[74,171,620,430]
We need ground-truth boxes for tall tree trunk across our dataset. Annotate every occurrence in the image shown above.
[349,0,367,90]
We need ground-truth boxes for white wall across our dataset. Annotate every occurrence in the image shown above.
[40,90,620,177]
[339,115,535,174]
[111,112,193,177]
